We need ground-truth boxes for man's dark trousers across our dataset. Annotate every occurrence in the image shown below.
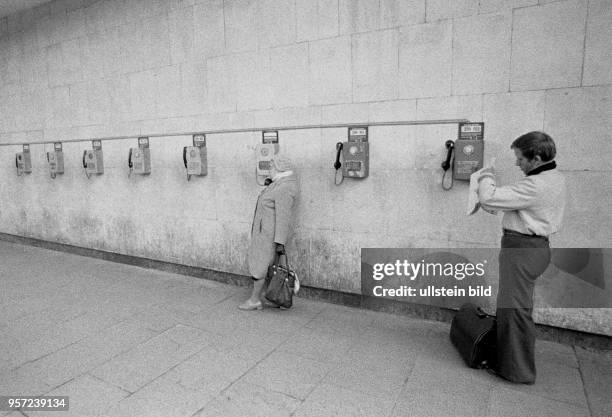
[496,232,551,384]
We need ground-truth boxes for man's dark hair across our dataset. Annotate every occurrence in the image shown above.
[511,131,556,162]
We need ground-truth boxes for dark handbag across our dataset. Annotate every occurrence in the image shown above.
[450,303,497,369]
[265,253,297,308]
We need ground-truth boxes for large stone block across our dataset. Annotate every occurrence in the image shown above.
[280,130,323,169]
[155,65,183,119]
[234,51,273,112]
[308,36,352,105]
[399,21,452,99]
[544,86,612,171]
[479,0,537,14]
[83,0,106,34]
[106,75,132,123]
[128,70,157,121]
[65,7,87,41]
[44,86,72,129]
[339,0,379,35]
[416,94,483,122]
[206,131,257,169]
[296,0,338,42]
[140,14,171,70]
[321,103,369,125]
[100,26,122,78]
[180,61,208,116]
[270,44,309,109]
[117,23,144,74]
[295,171,333,231]
[452,13,511,95]
[426,0,479,21]
[0,17,7,38]
[380,0,425,28]
[258,0,296,49]
[511,0,587,91]
[368,126,418,171]
[192,0,225,59]
[558,172,612,248]
[206,55,236,113]
[69,82,93,127]
[168,5,194,65]
[583,0,612,86]
[224,0,259,53]
[368,99,417,123]
[482,90,545,172]
[81,32,107,81]
[352,29,399,102]
[20,91,46,131]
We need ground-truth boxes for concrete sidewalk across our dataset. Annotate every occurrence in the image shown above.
[0,241,610,417]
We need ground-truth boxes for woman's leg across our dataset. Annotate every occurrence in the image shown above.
[249,278,266,303]
[238,278,266,310]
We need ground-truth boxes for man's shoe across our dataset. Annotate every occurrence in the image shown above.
[238,300,263,311]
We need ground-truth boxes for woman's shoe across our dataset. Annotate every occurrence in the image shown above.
[238,300,263,311]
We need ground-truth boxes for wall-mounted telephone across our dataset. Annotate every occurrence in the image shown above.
[128,137,151,177]
[46,142,64,179]
[83,140,104,179]
[15,144,32,176]
[183,134,208,181]
[255,131,279,186]
[334,126,369,185]
[441,122,484,190]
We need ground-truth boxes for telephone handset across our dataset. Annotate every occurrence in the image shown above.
[128,148,133,177]
[334,142,344,185]
[441,140,455,190]
[83,150,90,179]
[15,145,32,176]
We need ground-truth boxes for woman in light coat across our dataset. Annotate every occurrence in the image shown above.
[239,155,299,310]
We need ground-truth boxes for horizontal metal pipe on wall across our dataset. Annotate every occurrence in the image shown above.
[0,119,470,147]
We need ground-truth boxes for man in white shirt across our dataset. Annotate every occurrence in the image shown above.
[478,131,567,384]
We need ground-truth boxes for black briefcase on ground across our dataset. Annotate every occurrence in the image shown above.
[450,303,497,369]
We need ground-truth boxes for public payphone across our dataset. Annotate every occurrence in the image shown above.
[441,122,484,190]
[83,140,104,178]
[47,142,64,179]
[256,131,279,185]
[16,144,32,176]
[128,137,151,176]
[334,126,369,185]
[183,134,208,181]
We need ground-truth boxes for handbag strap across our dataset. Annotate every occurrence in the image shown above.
[273,252,290,269]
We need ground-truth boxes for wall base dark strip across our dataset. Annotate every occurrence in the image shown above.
[1,232,609,351]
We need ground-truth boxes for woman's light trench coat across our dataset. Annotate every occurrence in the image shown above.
[247,173,298,279]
